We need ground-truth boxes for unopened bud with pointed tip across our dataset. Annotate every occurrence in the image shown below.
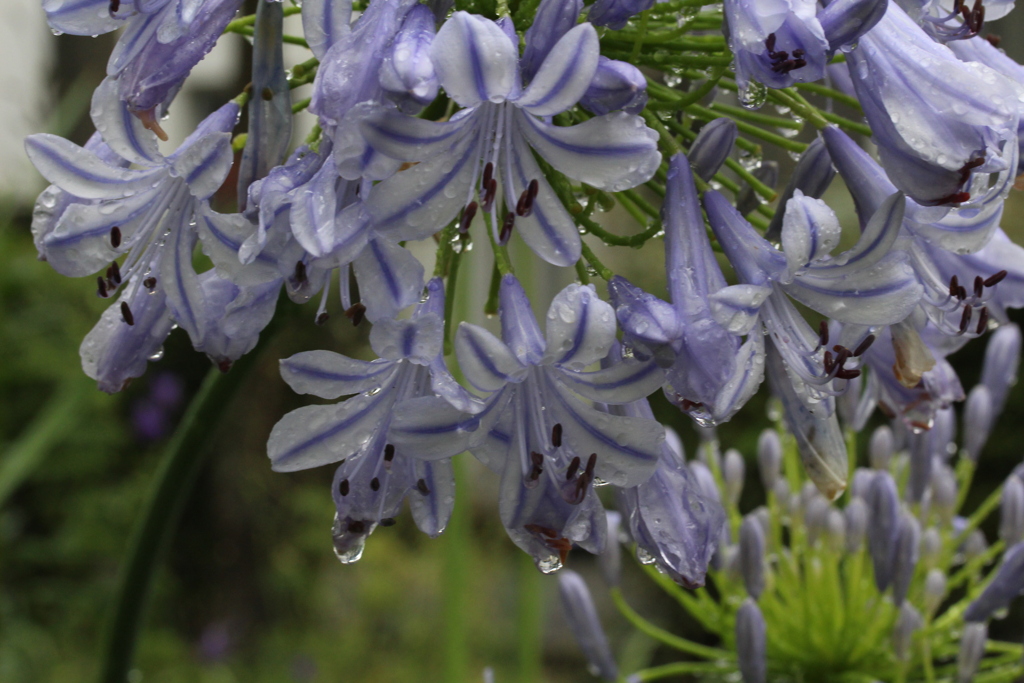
[600,511,623,586]
[868,471,901,592]
[964,385,995,463]
[964,542,1024,622]
[851,468,874,500]
[724,449,746,506]
[736,598,767,683]
[773,478,790,507]
[557,570,619,681]
[892,602,923,661]
[924,568,947,615]
[805,495,830,546]
[740,515,766,598]
[957,622,987,683]
[1000,477,1024,545]
[964,529,988,562]
[845,498,868,554]
[932,462,958,525]
[869,425,895,471]
[757,429,783,493]
[765,136,836,242]
[907,433,933,504]
[922,527,942,568]
[689,118,738,182]
[893,510,921,606]
[981,323,1021,416]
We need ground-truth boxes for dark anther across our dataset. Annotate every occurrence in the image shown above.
[120,301,135,326]
[499,212,515,245]
[482,161,494,188]
[836,368,862,380]
[347,519,366,534]
[958,305,973,334]
[584,453,597,481]
[566,456,581,481]
[109,0,120,13]
[108,260,122,285]
[765,33,777,52]
[110,226,121,248]
[792,48,805,58]
[853,334,876,357]
[974,275,985,299]
[340,479,350,496]
[97,277,108,298]
[384,443,396,462]
[976,306,990,334]
[316,312,330,326]
[551,423,563,449]
[949,275,960,298]
[527,451,545,485]
[218,360,233,373]
[481,178,498,212]
[370,477,381,492]
[765,33,806,74]
[817,320,829,348]
[524,524,573,565]
[985,34,1002,47]
[936,191,972,205]
[294,260,307,284]
[262,86,275,101]
[379,518,397,527]
[527,178,539,202]
[516,189,530,217]
[345,302,367,326]
[144,276,157,290]
[984,270,1008,287]
[461,201,478,233]
[416,478,431,495]
[958,285,968,301]
[823,350,834,374]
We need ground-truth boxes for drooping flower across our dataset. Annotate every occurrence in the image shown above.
[453,276,665,571]
[267,278,478,563]
[352,12,661,266]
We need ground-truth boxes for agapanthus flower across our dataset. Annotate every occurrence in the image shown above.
[453,276,665,570]
[845,0,1020,206]
[896,0,1012,41]
[723,0,886,90]
[25,81,277,390]
[268,278,478,562]
[351,11,661,266]
[43,0,244,129]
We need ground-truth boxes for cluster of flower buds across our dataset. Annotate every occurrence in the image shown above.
[555,336,1024,680]
[24,0,1024,597]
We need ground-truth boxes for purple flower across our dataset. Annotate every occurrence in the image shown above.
[352,12,661,266]
[378,5,440,114]
[845,1,1019,207]
[579,57,648,116]
[268,278,478,562]
[557,570,619,681]
[588,0,654,30]
[454,276,665,571]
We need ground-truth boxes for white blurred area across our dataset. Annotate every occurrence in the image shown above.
[0,0,53,203]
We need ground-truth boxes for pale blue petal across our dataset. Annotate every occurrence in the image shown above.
[708,284,771,335]
[160,202,206,343]
[557,360,664,404]
[170,132,234,200]
[195,205,282,286]
[430,12,518,107]
[90,77,162,166]
[302,0,353,61]
[408,458,456,536]
[808,191,905,277]
[358,107,478,162]
[280,351,400,399]
[43,0,130,35]
[352,237,425,323]
[369,314,443,364]
[25,134,165,200]
[455,322,529,391]
[389,396,483,460]
[499,274,547,365]
[544,283,617,370]
[516,23,599,117]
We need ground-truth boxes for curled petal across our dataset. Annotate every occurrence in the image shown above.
[379,5,440,113]
[781,190,842,272]
[43,0,129,35]
[302,0,353,61]
[516,23,600,117]
[579,57,648,117]
[455,323,529,391]
[545,283,617,369]
[280,351,400,399]
[521,0,583,80]
[499,275,547,366]
[90,77,162,167]
[352,237,426,323]
[558,360,665,405]
[708,284,771,335]
[369,314,443,364]
[25,134,164,200]
[170,132,234,201]
[430,12,518,107]
[160,203,207,343]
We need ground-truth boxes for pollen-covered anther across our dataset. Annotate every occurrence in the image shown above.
[499,212,515,245]
[370,477,381,491]
[110,226,121,249]
[765,33,807,74]
[384,443,396,463]
[107,261,122,285]
[561,453,597,505]
[976,307,990,335]
[974,275,985,299]
[958,305,973,335]
[984,270,1008,288]
[97,277,109,298]
[816,320,829,350]
[120,301,134,326]
[316,312,330,326]
[461,201,478,233]
[109,0,120,13]
[853,334,876,357]
[481,178,498,212]
[344,302,367,326]
[524,523,573,565]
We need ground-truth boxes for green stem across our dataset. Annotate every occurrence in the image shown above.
[793,82,862,111]
[441,458,470,682]
[580,240,614,281]
[575,259,590,285]
[630,661,732,681]
[516,553,544,683]
[97,338,273,683]
[223,6,302,32]
[484,262,502,317]
[291,97,311,114]
[610,588,734,661]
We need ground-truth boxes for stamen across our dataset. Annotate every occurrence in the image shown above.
[482,161,493,188]
[853,335,876,357]
[499,212,515,245]
[384,444,395,462]
[817,320,829,349]
[110,226,121,248]
[958,285,968,301]
[984,270,1008,287]
[347,519,366,534]
[515,189,530,216]
[218,360,232,373]
[835,368,861,380]
[144,277,157,290]
[120,301,134,326]
[316,312,330,326]
[379,518,397,527]
[481,178,498,212]
[527,179,539,203]
[345,302,366,326]
[949,275,960,298]
[108,261,122,285]
[824,350,834,374]
[97,277,108,298]
[416,478,431,496]
[294,260,307,284]
[974,275,984,299]
[527,451,545,486]
[261,86,274,101]
[461,201,478,233]
[958,305,973,334]
[109,0,120,13]
[985,34,1001,47]
[976,306,989,334]
[551,423,563,449]
[134,109,169,142]
[340,479,350,496]
[566,456,581,481]
[370,477,381,491]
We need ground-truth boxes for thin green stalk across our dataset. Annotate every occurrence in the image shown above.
[688,103,809,153]
[441,458,470,682]
[443,246,463,357]
[709,101,803,130]
[641,110,683,156]
[580,240,614,281]
[484,262,502,316]
[291,96,311,114]
[793,82,862,111]
[516,553,544,683]
[223,5,302,32]
[226,25,310,48]
[575,259,590,285]
[611,587,734,661]
[98,339,271,683]
[630,661,732,680]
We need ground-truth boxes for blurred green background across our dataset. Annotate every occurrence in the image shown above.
[4,12,1024,683]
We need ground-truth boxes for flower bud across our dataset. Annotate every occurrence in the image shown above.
[580,57,648,116]
[805,495,831,546]
[932,407,957,460]
[600,511,623,586]
[753,506,772,545]
[825,509,846,554]
[520,0,583,79]
[687,118,738,182]
[740,515,766,599]
[765,136,836,242]
[867,471,901,592]
[964,530,988,562]
[931,462,958,526]
[773,478,791,507]
[892,602,923,661]
[907,432,933,504]
[736,162,778,217]
[690,461,722,505]
[1000,477,1024,545]
[850,468,875,500]
[845,498,868,554]
[757,429,783,493]
[736,598,767,683]
[379,5,440,113]
[964,385,995,463]
[724,449,746,506]
[893,510,921,606]
[964,542,1024,622]
[924,568,947,615]
[557,570,619,681]
[981,323,1021,416]
[869,425,895,471]
[957,622,987,683]
[922,527,942,568]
